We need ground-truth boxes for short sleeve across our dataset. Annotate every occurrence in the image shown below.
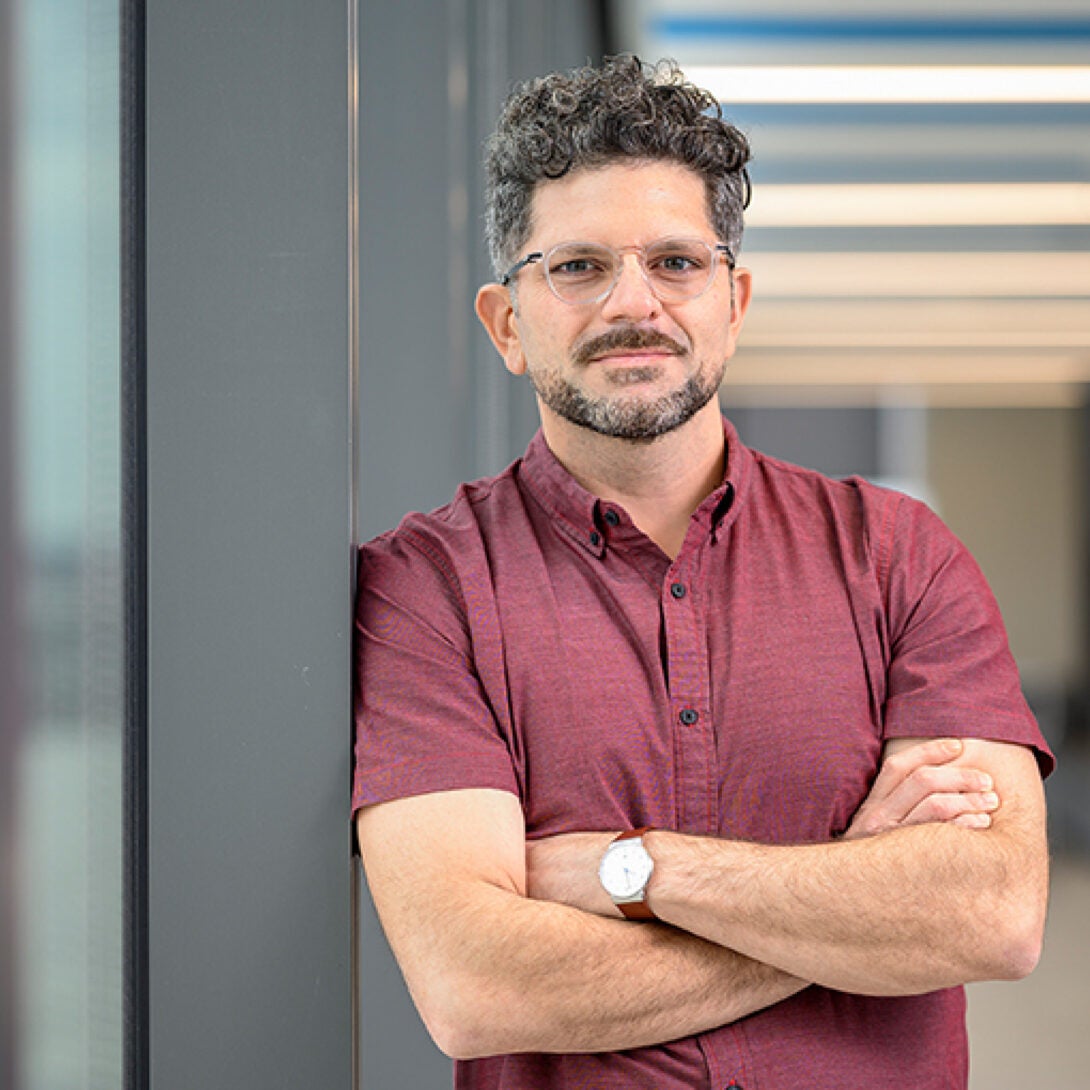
[351,533,519,817]
[880,496,1054,777]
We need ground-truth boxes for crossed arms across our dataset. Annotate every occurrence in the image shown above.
[356,735,1048,1060]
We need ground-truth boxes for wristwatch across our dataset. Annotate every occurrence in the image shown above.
[598,827,655,920]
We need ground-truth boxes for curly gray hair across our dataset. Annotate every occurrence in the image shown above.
[483,54,752,278]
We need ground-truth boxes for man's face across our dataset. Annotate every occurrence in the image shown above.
[477,160,751,442]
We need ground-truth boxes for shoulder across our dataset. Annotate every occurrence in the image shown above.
[743,446,917,546]
[357,459,536,623]
[360,463,524,577]
[746,446,897,509]
[738,446,973,605]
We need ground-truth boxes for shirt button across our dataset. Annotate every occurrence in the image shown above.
[679,708,699,726]
[603,509,620,527]
[589,531,602,547]
[670,581,686,599]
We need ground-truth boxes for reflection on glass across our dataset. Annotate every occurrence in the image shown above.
[13,0,123,1086]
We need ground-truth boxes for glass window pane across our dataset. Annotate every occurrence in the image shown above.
[12,0,123,1085]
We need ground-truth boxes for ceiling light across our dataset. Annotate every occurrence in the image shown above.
[684,65,1090,104]
[746,185,1090,227]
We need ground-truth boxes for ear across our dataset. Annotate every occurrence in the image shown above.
[475,283,527,376]
[728,266,753,341]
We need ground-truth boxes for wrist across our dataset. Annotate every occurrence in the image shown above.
[639,829,720,925]
[598,827,657,920]
[640,828,669,914]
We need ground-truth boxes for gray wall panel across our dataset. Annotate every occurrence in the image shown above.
[146,0,353,1085]
[357,0,601,540]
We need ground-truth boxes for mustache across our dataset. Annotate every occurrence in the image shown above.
[572,327,687,367]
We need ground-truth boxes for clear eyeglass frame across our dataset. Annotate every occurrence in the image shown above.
[500,236,736,306]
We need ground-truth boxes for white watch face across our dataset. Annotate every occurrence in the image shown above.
[600,840,654,900]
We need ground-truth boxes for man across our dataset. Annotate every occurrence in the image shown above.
[353,56,1052,1089]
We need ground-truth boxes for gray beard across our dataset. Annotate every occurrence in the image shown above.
[529,365,723,442]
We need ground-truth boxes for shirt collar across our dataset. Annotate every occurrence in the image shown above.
[518,417,753,555]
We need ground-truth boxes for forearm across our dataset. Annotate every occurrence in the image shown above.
[523,739,1047,1001]
[647,814,1046,995]
[405,879,806,1058]
[359,789,806,1061]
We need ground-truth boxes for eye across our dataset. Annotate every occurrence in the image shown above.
[551,257,604,276]
[649,246,709,277]
[545,244,614,285]
[661,255,699,272]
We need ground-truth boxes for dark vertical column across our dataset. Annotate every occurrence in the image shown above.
[145,0,353,1085]
[1062,397,1090,851]
[1080,398,1090,753]
[1068,395,1090,837]
[120,1,148,1087]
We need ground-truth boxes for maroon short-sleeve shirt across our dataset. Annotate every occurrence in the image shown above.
[352,418,1053,1090]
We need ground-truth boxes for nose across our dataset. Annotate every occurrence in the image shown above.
[599,252,662,321]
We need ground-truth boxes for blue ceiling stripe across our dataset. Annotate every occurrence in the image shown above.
[652,15,1090,42]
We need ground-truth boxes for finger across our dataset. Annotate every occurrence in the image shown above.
[845,739,994,840]
[881,766,995,820]
[846,774,996,839]
[850,775,976,839]
[905,789,1000,825]
[865,738,966,806]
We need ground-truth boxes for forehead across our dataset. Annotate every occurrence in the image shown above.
[526,160,713,247]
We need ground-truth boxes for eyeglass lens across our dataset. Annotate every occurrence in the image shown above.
[543,238,724,304]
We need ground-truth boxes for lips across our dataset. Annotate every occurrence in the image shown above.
[594,348,675,363]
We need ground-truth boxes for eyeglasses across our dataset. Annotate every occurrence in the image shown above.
[500,237,735,306]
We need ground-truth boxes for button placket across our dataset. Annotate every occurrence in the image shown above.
[662,554,714,834]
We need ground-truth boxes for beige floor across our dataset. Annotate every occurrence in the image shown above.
[967,854,1090,1088]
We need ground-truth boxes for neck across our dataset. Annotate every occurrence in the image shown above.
[541,403,727,559]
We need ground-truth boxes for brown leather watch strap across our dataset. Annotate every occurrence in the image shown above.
[618,899,656,921]
[612,827,655,920]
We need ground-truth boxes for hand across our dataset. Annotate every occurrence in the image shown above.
[525,831,619,917]
[844,737,1000,841]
